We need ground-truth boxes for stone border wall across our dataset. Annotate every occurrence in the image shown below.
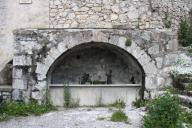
[49,0,192,29]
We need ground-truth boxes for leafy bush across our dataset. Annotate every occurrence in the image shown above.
[181,108,192,127]
[185,83,192,91]
[163,12,172,28]
[125,38,132,47]
[162,86,180,94]
[111,110,128,122]
[64,84,71,107]
[0,101,55,121]
[178,17,192,47]
[64,84,79,108]
[144,93,182,128]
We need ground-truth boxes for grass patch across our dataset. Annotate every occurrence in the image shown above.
[0,101,56,122]
[111,110,128,123]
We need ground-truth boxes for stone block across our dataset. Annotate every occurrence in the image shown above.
[164,54,178,66]
[19,0,32,4]
[155,57,163,69]
[13,68,23,79]
[143,62,158,75]
[166,39,178,51]
[36,62,49,75]
[148,44,160,55]
[13,55,32,66]
[12,78,26,90]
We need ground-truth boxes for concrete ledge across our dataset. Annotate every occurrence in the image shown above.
[49,84,142,87]
[49,85,141,106]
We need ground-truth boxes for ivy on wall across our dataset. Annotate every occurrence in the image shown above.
[178,9,192,47]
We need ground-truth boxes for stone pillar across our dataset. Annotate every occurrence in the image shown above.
[12,55,32,101]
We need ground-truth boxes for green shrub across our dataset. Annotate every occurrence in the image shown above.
[163,12,172,28]
[64,84,71,108]
[0,101,55,122]
[64,84,79,108]
[181,108,192,126]
[125,38,132,47]
[178,17,192,47]
[185,83,192,91]
[144,93,182,128]
[162,86,180,94]
[111,110,128,122]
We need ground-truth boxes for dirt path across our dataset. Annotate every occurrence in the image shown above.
[0,107,145,128]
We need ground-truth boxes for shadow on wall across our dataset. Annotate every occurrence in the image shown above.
[0,60,12,86]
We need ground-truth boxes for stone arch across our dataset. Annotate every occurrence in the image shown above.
[35,30,158,99]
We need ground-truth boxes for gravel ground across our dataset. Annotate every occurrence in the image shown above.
[0,107,145,128]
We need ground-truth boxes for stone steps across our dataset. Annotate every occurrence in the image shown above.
[178,95,192,108]
[0,85,12,103]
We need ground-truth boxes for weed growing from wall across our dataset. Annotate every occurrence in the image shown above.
[64,84,71,108]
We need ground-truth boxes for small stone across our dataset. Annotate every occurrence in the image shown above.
[71,21,79,27]
[110,13,118,20]
[92,7,102,11]
[111,5,120,13]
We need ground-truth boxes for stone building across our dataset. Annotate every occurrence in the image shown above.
[0,0,192,106]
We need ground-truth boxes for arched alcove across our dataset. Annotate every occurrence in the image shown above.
[47,42,145,106]
[48,42,144,85]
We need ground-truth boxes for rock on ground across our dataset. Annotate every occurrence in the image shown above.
[0,107,144,128]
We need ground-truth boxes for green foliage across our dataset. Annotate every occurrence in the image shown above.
[68,98,80,108]
[144,93,182,128]
[125,38,132,47]
[132,99,149,108]
[163,12,172,28]
[95,99,126,108]
[185,83,192,91]
[64,84,79,108]
[109,99,126,109]
[64,84,71,108]
[111,110,128,122]
[181,108,192,127]
[162,86,180,94]
[178,17,192,47]
[0,101,55,122]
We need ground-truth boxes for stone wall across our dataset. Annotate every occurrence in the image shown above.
[0,0,49,85]
[12,28,180,102]
[49,0,192,29]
